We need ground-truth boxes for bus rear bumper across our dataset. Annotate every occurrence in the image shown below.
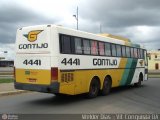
[14,82,60,93]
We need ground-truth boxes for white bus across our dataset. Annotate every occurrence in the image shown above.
[14,25,148,98]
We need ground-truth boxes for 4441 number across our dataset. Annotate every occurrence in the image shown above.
[61,58,80,65]
[23,59,41,66]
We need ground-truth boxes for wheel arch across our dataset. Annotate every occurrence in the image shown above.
[139,72,143,81]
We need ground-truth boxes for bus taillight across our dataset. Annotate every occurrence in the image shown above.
[51,67,58,81]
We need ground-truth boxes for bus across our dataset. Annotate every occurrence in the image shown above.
[14,25,148,98]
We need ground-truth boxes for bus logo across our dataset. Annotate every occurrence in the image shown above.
[23,30,43,42]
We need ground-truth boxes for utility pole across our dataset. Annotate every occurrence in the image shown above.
[73,6,79,30]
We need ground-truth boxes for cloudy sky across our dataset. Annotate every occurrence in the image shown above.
[0,0,160,60]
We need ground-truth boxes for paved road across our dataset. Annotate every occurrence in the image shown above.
[0,78,160,114]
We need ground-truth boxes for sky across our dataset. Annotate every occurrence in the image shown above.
[0,0,160,60]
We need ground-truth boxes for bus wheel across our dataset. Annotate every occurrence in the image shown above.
[134,74,143,87]
[101,77,112,96]
[86,78,100,98]
[54,93,67,97]
[54,93,63,96]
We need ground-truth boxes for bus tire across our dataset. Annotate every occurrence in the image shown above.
[54,93,64,97]
[134,74,143,87]
[101,76,112,96]
[86,78,100,98]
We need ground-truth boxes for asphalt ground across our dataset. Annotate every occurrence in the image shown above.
[0,78,159,114]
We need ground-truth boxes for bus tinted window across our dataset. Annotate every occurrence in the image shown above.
[126,46,130,57]
[105,43,111,56]
[134,48,138,58]
[131,48,134,58]
[60,35,71,54]
[122,46,126,57]
[137,49,140,58]
[91,41,98,55]
[83,39,90,54]
[116,45,122,57]
[75,37,82,54]
[98,42,105,55]
[140,49,144,59]
[111,44,116,56]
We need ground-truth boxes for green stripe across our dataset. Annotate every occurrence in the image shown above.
[120,58,132,85]
[125,59,138,85]
[120,58,138,85]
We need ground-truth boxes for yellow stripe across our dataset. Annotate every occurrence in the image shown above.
[59,66,128,95]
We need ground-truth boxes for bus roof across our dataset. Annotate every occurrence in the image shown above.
[98,33,131,42]
[19,24,144,49]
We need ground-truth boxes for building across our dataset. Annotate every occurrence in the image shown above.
[147,49,160,70]
[0,60,14,67]
[0,57,14,67]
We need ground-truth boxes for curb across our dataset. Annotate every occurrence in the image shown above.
[0,90,31,97]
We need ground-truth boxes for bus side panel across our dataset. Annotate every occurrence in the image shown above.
[59,71,75,95]
[119,58,145,85]
[58,69,128,95]
[58,57,129,95]
[57,58,146,95]
[59,84,75,95]
[73,69,127,94]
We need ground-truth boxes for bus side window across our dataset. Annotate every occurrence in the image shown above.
[137,49,141,58]
[60,35,71,54]
[134,48,138,58]
[143,50,145,59]
[74,37,82,54]
[111,44,117,57]
[142,49,145,59]
[126,46,131,57]
[91,40,98,55]
[116,44,122,57]
[105,43,111,56]
[131,48,134,58]
[122,46,126,57]
[98,42,105,56]
[83,39,91,55]
[140,49,144,59]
